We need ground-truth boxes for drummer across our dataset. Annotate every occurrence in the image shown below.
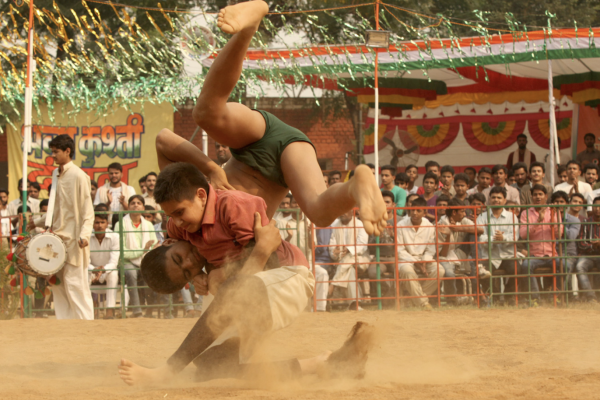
[28,134,95,320]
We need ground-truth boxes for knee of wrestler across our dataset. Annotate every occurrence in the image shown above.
[192,102,225,131]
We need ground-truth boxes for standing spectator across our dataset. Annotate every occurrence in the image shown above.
[554,161,592,200]
[482,165,520,204]
[416,161,441,195]
[396,197,444,310]
[435,165,456,198]
[437,198,482,305]
[122,195,156,318]
[507,134,537,170]
[551,191,581,297]
[29,182,41,199]
[404,164,420,194]
[314,224,333,312]
[527,162,554,202]
[453,173,470,206]
[142,172,162,223]
[138,176,147,196]
[215,142,232,167]
[464,167,477,189]
[95,163,137,211]
[0,188,10,243]
[576,133,600,169]
[476,187,519,303]
[575,196,600,303]
[329,210,370,310]
[88,210,120,319]
[328,170,342,186]
[512,163,532,205]
[380,165,406,215]
[365,163,376,175]
[421,172,439,221]
[90,180,98,202]
[518,185,562,304]
[583,164,599,188]
[8,178,40,216]
[466,167,492,196]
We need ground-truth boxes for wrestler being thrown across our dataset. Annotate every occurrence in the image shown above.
[118,163,376,386]
[156,0,388,236]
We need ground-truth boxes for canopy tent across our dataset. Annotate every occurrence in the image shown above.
[200,28,600,171]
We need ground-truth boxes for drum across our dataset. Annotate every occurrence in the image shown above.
[13,232,67,278]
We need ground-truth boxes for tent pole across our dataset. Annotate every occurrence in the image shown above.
[548,59,559,188]
[373,0,380,184]
[23,0,35,224]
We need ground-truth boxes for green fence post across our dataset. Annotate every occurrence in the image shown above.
[486,205,493,306]
[118,211,126,319]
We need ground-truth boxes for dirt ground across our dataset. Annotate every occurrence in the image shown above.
[2,308,600,400]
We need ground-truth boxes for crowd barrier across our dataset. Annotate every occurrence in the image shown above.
[2,204,599,318]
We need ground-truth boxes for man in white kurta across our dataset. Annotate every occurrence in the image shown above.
[89,213,120,318]
[32,136,95,320]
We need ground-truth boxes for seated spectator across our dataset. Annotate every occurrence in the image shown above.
[464,167,477,189]
[395,172,410,192]
[574,196,600,303]
[437,198,483,305]
[368,190,397,303]
[519,184,562,305]
[477,187,520,303]
[143,205,156,225]
[138,175,147,196]
[505,200,520,217]
[416,161,441,195]
[555,161,592,200]
[406,193,420,208]
[396,197,444,310]
[467,167,492,196]
[452,173,470,207]
[122,195,156,318]
[314,224,333,312]
[551,191,581,296]
[517,162,554,206]
[557,165,568,185]
[434,194,451,222]
[421,171,438,221]
[467,193,486,221]
[482,165,521,204]
[507,169,516,186]
[274,193,294,238]
[322,173,329,188]
[380,165,406,215]
[29,181,41,199]
[569,193,586,220]
[583,164,599,188]
[435,165,456,198]
[404,164,420,194]
[91,180,98,202]
[88,210,120,319]
[512,163,531,204]
[329,210,370,310]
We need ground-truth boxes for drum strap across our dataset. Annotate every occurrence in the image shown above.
[44,168,59,229]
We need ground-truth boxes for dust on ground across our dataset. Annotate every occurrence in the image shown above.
[2,308,600,400]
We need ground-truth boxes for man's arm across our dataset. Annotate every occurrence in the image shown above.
[239,213,282,276]
[78,174,95,247]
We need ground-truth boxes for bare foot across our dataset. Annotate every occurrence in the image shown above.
[349,165,388,236]
[320,321,376,380]
[118,359,173,387]
[217,0,269,35]
[298,350,332,374]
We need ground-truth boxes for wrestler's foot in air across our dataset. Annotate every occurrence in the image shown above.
[217,0,269,34]
[321,321,376,379]
[118,359,173,387]
[349,165,388,236]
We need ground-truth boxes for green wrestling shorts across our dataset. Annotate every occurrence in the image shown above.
[230,110,315,188]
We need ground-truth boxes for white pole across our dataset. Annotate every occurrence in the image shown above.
[22,8,35,215]
[548,60,559,188]
[374,87,379,185]
[202,129,208,156]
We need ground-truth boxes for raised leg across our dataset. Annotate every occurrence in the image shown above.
[193,1,269,149]
[281,143,388,235]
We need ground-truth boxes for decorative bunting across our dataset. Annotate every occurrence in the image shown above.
[528,116,572,149]
[403,123,459,155]
[462,120,526,152]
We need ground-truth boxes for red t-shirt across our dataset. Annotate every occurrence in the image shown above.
[167,185,308,268]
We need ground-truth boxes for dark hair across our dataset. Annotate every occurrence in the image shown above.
[584,132,596,141]
[381,190,395,203]
[406,193,420,204]
[405,164,418,173]
[529,161,546,173]
[423,171,439,185]
[348,170,354,179]
[138,176,147,184]
[144,205,156,211]
[507,169,514,179]
[489,186,507,198]
[94,212,109,221]
[425,160,440,171]
[39,199,49,208]
[29,181,41,191]
[566,160,581,171]
[112,213,119,228]
[48,134,75,159]
[155,163,210,204]
[583,164,600,174]
[492,164,508,175]
[453,173,469,185]
[469,193,486,204]
[441,165,455,176]
[464,167,476,175]
[531,184,548,195]
[365,163,375,169]
[478,167,492,176]
[0,188,8,196]
[593,196,600,205]
[570,193,586,204]
[411,197,427,207]
[145,172,158,181]
[436,194,451,205]
[108,162,123,172]
[512,162,528,173]
[329,170,341,178]
[128,194,145,206]
[517,133,527,141]
[395,172,409,184]
[445,198,464,218]
[381,165,396,176]
[141,246,184,294]
[17,206,32,214]
[551,190,569,204]
[557,165,567,175]
[90,179,98,189]
[94,203,109,212]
